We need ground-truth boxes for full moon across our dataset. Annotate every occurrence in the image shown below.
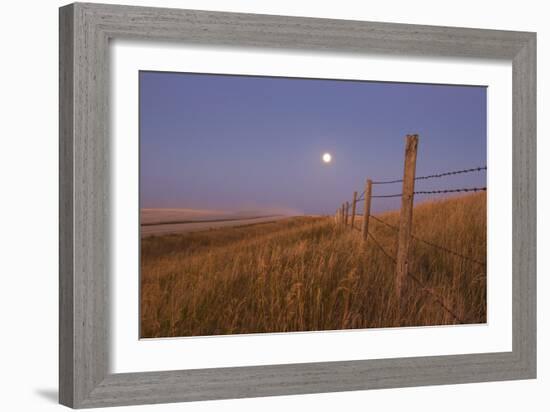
[322,153,332,163]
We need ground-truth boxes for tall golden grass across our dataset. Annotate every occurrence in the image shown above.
[140,192,486,338]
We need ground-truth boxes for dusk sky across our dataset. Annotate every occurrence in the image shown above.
[139,71,486,215]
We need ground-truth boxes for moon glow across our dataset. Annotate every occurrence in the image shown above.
[322,153,332,163]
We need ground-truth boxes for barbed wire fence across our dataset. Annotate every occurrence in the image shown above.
[334,134,487,323]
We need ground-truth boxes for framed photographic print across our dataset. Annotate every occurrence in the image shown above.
[59,2,536,408]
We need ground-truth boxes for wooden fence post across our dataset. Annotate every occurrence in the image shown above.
[351,191,357,229]
[344,201,350,226]
[341,203,345,226]
[362,179,372,242]
[395,134,419,304]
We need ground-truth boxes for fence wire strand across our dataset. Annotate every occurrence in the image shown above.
[372,166,486,185]
[412,234,486,266]
[369,214,399,231]
[406,272,465,324]
[367,231,396,263]
[369,215,486,266]
[372,193,403,199]
[365,231,464,324]
[414,187,486,195]
[371,186,486,199]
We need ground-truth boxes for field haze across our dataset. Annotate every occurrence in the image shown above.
[141,207,301,237]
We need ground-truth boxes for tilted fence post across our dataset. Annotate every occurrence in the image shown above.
[362,179,372,242]
[351,191,357,229]
[395,134,419,304]
[344,201,350,226]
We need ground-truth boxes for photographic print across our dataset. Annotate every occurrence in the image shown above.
[139,71,487,339]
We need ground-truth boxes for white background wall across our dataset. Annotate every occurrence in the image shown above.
[0,1,546,411]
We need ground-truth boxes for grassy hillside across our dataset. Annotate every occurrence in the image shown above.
[140,193,486,338]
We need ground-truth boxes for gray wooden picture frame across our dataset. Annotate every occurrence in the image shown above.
[59,2,536,409]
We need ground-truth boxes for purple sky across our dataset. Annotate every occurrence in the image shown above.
[139,71,486,215]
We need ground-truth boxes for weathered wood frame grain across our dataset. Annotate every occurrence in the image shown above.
[59,2,536,408]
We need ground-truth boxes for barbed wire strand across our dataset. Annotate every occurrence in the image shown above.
[366,231,396,263]
[372,193,403,199]
[406,272,465,324]
[416,166,486,181]
[412,234,486,266]
[365,231,464,323]
[415,187,486,195]
[372,166,486,185]
[370,186,486,199]
[369,214,399,231]
[369,215,486,266]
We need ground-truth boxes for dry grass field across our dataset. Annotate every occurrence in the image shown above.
[140,193,486,338]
